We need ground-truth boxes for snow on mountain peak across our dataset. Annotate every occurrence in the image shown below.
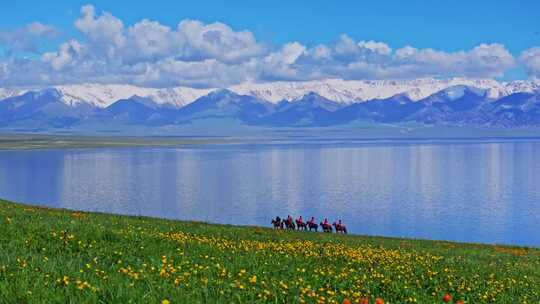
[229,78,514,103]
[55,84,213,108]
[0,88,27,100]
[1,78,540,108]
[437,85,487,100]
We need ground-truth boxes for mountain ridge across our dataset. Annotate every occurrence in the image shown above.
[2,78,540,109]
[1,80,540,130]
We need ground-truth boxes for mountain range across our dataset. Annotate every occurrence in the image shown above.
[1,78,540,131]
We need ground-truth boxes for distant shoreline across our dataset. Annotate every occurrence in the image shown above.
[1,132,540,150]
[0,133,237,150]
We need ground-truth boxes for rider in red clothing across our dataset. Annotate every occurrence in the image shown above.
[337,219,347,233]
[297,216,304,224]
[308,217,315,225]
[323,218,329,226]
[287,215,293,224]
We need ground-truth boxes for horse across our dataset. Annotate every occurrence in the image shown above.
[307,222,318,232]
[271,218,284,229]
[295,219,307,231]
[284,218,296,230]
[332,222,348,234]
[320,222,332,233]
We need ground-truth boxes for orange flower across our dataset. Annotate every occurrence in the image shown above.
[342,299,352,304]
[375,298,384,304]
[442,294,452,303]
[359,298,370,304]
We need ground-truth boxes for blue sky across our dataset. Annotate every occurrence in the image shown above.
[0,1,539,87]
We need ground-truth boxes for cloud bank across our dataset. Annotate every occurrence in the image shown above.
[521,47,540,79]
[0,5,538,87]
[0,22,58,54]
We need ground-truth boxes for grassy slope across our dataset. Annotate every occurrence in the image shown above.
[0,199,539,303]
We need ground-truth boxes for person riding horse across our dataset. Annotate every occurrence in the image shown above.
[271,216,347,234]
[271,216,284,229]
[332,219,348,234]
[307,216,318,232]
[284,215,296,230]
[320,218,332,233]
[296,216,307,230]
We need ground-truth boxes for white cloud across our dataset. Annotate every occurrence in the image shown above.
[358,40,392,55]
[258,42,308,80]
[521,47,540,79]
[74,4,125,59]
[0,5,534,87]
[268,42,306,65]
[292,38,515,81]
[176,20,265,63]
[310,45,332,60]
[71,5,265,65]
[145,58,256,87]
[123,20,178,63]
[330,35,392,62]
[26,23,58,37]
[0,22,58,54]
[42,39,83,71]
[389,43,515,78]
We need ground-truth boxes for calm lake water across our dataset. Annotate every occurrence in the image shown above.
[1,140,539,247]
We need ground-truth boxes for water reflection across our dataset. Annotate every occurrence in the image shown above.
[0,141,539,247]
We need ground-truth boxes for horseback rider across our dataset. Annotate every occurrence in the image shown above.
[271,216,283,229]
[306,216,318,231]
[297,215,304,225]
[335,219,347,234]
[320,217,331,232]
[287,215,293,224]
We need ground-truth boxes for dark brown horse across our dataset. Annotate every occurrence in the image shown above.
[332,222,347,234]
[320,222,332,233]
[284,218,296,230]
[271,218,284,229]
[307,222,318,232]
[295,219,307,231]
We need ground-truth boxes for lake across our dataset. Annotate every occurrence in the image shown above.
[1,140,539,247]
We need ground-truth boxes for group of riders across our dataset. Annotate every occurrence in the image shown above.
[271,215,348,234]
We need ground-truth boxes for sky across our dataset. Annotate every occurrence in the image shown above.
[0,1,539,88]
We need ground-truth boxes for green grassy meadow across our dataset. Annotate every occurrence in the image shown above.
[0,199,539,303]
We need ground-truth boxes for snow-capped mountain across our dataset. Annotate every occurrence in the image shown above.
[54,84,213,108]
[1,78,540,131]
[0,85,213,108]
[0,88,27,100]
[1,78,539,109]
[318,88,540,127]
[175,89,275,125]
[0,88,96,128]
[230,78,540,103]
[259,92,343,126]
